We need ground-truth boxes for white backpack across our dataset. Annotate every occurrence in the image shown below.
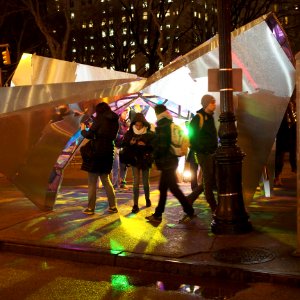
[170,123,189,157]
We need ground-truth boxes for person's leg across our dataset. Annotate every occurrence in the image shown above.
[154,170,169,217]
[142,168,151,206]
[168,168,194,217]
[198,153,217,212]
[120,162,128,187]
[112,147,119,188]
[87,172,99,211]
[190,161,199,191]
[99,173,117,209]
[132,166,140,207]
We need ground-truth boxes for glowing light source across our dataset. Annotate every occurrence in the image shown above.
[111,275,133,291]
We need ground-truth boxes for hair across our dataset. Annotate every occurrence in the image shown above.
[154,104,167,115]
[95,102,111,114]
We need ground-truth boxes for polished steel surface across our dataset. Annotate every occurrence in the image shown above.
[0,13,295,209]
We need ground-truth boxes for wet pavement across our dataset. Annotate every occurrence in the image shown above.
[0,162,299,292]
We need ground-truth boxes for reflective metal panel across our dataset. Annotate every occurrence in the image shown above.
[0,13,295,209]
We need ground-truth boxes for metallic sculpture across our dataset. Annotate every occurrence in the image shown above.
[0,13,295,210]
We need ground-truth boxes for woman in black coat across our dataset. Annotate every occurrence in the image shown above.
[121,113,154,213]
[80,102,119,215]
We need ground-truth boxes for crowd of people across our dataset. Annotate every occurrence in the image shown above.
[79,91,296,224]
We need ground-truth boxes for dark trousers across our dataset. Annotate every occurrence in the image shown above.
[196,152,217,211]
[155,167,194,217]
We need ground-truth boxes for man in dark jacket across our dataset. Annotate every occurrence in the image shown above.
[145,104,195,224]
[80,102,119,215]
[188,94,218,212]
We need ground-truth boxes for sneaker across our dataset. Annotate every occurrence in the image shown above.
[83,208,94,215]
[146,199,152,207]
[131,205,140,213]
[179,214,195,224]
[145,214,162,223]
[108,206,118,213]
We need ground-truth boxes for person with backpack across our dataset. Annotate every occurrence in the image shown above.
[145,104,195,224]
[188,94,218,213]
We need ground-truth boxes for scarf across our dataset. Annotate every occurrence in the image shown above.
[133,125,147,135]
[156,110,173,122]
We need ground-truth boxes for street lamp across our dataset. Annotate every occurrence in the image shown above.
[211,0,252,234]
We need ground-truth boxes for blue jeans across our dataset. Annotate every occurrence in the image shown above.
[132,166,150,206]
[87,172,116,210]
[112,147,127,188]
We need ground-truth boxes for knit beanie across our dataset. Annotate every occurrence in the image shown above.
[201,94,215,109]
[154,104,167,115]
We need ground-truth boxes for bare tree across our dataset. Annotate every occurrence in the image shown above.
[20,0,71,60]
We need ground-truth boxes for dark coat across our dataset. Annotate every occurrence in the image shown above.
[153,117,178,170]
[122,125,155,170]
[80,109,119,174]
[189,108,218,154]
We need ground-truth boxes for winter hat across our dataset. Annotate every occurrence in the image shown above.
[201,94,215,109]
[154,104,167,115]
[132,113,149,126]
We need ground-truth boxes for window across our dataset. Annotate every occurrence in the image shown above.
[130,64,136,72]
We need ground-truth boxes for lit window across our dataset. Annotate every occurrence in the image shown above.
[145,63,149,70]
[166,24,171,29]
[82,22,87,28]
[90,36,94,39]
[144,37,148,44]
[143,11,148,20]
[130,64,136,72]
[123,28,127,35]
[72,48,76,53]
[123,41,127,46]
[89,20,93,28]
[109,28,114,36]
[102,31,106,37]
[158,62,163,69]
[166,10,170,17]
[122,16,127,22]
[71,12,75,19]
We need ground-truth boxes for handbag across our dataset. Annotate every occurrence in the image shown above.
[80,139,97,161]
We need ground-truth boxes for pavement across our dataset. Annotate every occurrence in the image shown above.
[0,162,299,287]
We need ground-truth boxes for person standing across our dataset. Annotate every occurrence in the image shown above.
[112,107,130,190]
[188,94,218,212]
[274,92,297,186]
[80,102,119,215]
[122,113,154,213]
[146,104,195,224]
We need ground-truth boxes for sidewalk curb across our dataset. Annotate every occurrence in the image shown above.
[2,240,300,287]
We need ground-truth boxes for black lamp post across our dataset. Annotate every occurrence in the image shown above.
[211,0,252,234]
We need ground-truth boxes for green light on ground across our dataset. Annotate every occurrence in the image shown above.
[111,274,133,291]
[110,239,125,255]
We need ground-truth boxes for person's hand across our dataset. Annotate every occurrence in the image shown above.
[80,123,86,130]
[130,138,136,145]
[137,141,145,146]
